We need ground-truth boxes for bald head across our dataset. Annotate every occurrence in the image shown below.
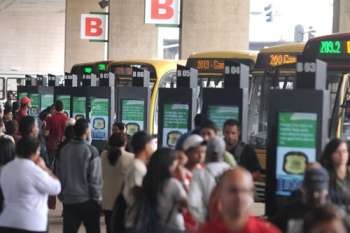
[218,167,254,219]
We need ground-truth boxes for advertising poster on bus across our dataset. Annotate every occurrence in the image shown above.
[163,104,189,148]
[90,98,109,141]
[276,112,317,196]
[121,99,144,136]
[41,94,54,111]
[57,95,71,117]
[28,93,40,117]
[72,97,86,120]
[208,105,239,135]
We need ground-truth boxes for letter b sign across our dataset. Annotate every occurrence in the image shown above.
[145,0,180,25]
[81,14,107,40]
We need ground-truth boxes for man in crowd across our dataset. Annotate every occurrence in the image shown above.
[57,118,103,233]
[272,164,331,233]
[223,119,261,179]
[188,137,230,224]
[200,167,281,233]
[45,100,68,166]
[16,96,31,124]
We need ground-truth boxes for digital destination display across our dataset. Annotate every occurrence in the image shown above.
[319,40,350,55]
[98,63,107,72]
[269,54,297,66]
[83,66,93,74]
[276,112,317,196]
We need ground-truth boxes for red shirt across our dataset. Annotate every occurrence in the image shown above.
[199,216,281,233]
[46,112,68,150]
[16,107,28,124]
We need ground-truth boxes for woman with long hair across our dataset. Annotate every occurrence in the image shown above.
[132,148,187,233]
[321,138,350,214]
[101,132,134,233]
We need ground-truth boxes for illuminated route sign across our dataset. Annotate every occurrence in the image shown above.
[83,66,93,74]
[269,54,297,66]
[98,63,107,72]
[319,40,350,55]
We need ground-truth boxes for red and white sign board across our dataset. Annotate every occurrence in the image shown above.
[80,14,107,40]
[145,0,180,25]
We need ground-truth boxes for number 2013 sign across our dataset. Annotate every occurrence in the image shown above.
[145,0,180,25]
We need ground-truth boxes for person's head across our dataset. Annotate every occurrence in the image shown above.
[6,91,13,100]
[304,205,347,233]
[223,119,240,146]
[321,138,349,171]
[206,137,226,163]
[183,134,206,168]
[131,131,155,159]
[20,96,31,108]
[302,165,329,207]
[142,148,176,205]
[74,118,90,140]
[112,122,125,134]
[38,106,52,121]
[194,113,203,129]
[0,137,15,166]
[218,167,254,219]
[54,100,64,112]
[5,120,18,136]
[200,119,218,142]
[16,136,41,161]
[107,132,128,166]
[64,125,75,142]
[19,116,39,138]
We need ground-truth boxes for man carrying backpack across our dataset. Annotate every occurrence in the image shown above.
[56,118,103,233]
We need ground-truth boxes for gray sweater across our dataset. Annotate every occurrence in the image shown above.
[56,139,103,204]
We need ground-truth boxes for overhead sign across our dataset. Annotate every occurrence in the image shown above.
[145,0,180,25]
[81,14,107,40]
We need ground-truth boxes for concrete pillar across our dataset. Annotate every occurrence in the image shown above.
[108,0,158,60]
[338,0,350,32]
[180,0,250,59]
[65,0,105,72]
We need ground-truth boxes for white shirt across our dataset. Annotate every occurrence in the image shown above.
[188,162,230,223]
[0,158,61,231]
[101,149,134,210]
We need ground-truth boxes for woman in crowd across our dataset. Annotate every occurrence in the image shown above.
[0,137,61,233]
[131,148,187,233]
[101,132,134,233]
[5,120,20,143]
[321,138,350,214]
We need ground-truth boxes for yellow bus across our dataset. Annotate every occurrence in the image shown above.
[108,59,182,134]
[186,50,257,87]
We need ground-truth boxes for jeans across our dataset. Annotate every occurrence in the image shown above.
[104,210,113,233]
[63,200,101,233]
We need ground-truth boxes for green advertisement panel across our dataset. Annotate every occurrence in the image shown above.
[121,99,145,136]
[91,98,109,141]
[208,105,239,135]
[72,97,86,120]
[28,93,40,117]
[276,112,317,196]
[41,94,54,111]
[163,104,189,148]
[57,95,71,117]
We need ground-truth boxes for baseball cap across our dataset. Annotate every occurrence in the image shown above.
[20,96,31,105]
[303,166,329,191]
[206,137,226,161]
[183,134,206,151]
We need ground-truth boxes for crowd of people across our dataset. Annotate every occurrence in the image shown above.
[0,94,349,233]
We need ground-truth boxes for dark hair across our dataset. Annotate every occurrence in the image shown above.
[321,138,347,172]
[200,119,218,133]
[5,120,18,136]
[74,118,89,138]
[113,122,125,131]
[19,116,35,137]
[64,125,75,141]
[17,136,40,159]
[38,107,52,121]
[304,205,344,233]
[0,137,15,166]
[55,100,64,112]
[12,102,19,117]
[141,148,176,205]
[131,131,152,154]
[107,133,127,166]
[223,119,240,130]
[194,113,203,128]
